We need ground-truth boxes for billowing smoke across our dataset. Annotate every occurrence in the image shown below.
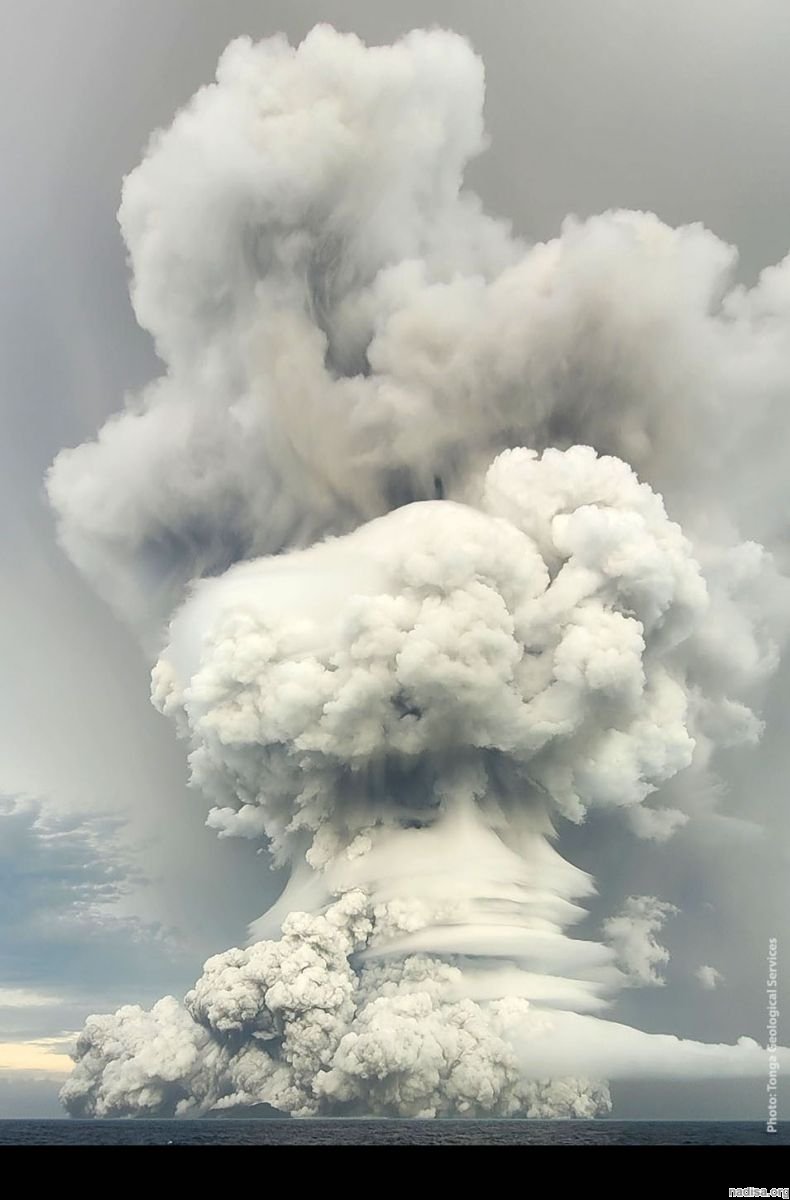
[50,25,790,1118]
[602,896,678,988]
[696,965,724,991]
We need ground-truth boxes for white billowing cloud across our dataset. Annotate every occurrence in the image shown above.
[152,445,774,872]
[696,965,724,990]
[47,26,790,638]
[48,25,790,1118]
[61,891,782,1119]
[46,25,514,633]
[64,893,563,1118]
[602,896,678,987]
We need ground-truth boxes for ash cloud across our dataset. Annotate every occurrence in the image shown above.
[696,965,724,991]
[48,25,790,1118]
[603,896,678,988]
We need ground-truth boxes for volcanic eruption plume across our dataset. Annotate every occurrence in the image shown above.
[49,25,790,1118]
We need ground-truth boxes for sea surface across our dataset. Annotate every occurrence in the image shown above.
[1,1119,787,1145]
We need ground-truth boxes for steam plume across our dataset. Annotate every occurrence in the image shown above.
[50,25,789,1118]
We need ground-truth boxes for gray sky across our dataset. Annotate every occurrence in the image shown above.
[2,0,789,1118]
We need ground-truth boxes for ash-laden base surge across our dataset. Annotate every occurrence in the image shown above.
[60,882,781,1120]
[60,892,611,1119]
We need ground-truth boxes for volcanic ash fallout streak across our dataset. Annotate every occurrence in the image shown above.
[50,25,790,1118]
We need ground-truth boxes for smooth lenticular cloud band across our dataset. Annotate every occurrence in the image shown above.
[49,24,789,1118]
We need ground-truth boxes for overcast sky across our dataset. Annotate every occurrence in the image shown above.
[2,0,790,1119]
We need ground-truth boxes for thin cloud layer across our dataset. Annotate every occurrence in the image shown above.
[0,797,185,1008]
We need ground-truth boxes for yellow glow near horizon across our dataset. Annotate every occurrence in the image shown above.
[0,1041,74,1074]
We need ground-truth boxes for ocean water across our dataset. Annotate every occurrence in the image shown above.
[0,1119,787,1145]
